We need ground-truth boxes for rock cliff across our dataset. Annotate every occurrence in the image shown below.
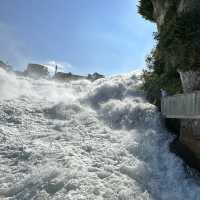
[139,0,200,104]
[139,0,200,169]
[144,0,199,28]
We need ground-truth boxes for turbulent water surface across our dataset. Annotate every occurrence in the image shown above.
[0,69,200,200]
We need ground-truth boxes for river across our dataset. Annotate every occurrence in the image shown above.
[0,69,200,199]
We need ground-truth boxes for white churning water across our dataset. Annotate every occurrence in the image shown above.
[0,68,200,200]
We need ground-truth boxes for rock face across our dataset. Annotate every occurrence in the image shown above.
[139,0,200,167]
[178,71,200,159]
[150,0,200,72]
[140,0,200,98]
[151,0,170,29]
[178,70,200,93]
[180,119,200,155]
[150,0,197,29]
[25,64,49,79]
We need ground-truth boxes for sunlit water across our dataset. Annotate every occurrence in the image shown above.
[0,69,200,200]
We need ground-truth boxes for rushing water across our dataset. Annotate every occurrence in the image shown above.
[0,68,200,200]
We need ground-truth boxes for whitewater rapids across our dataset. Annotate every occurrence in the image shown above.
[0,69,200,200]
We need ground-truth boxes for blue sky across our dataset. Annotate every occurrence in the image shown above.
[0,0,156,75]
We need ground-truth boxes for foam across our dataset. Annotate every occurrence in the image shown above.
[0,69,200,199]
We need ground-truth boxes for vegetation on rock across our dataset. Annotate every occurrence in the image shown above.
[138,0,200,105]
[138,0,154,21]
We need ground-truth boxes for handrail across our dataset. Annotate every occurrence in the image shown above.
[161,91,200,119]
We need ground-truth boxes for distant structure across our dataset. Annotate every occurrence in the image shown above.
[53,72,104,82]
[25,63,49,79]
[55,65,58,76]
[53,72,85,81]
[87,72,105,81]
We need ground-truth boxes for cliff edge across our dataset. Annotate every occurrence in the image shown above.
[139,0,200,106]
[139,0,200,170]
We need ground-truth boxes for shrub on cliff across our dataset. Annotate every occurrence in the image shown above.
[142,50,182,106]
[138,0,154,21]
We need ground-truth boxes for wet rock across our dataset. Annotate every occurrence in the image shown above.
[93,187,100,195]
[88,167,99,172]
[97,171,111,179]
[45,179,64,194]
[92,162,102,168]
[102,189,113,198]
[82,144,93,153]
[64,181,78,193]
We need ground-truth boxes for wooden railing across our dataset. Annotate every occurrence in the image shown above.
[161,91,200,119]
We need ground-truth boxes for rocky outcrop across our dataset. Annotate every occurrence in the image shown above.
[178,70,200,93]
[141,0,200,94]
[150,0,200,71]
[177,71,200,161]
[150,0,198,29]
[25,64,49,79]
[151,0,170,29]
[180,119,200,154]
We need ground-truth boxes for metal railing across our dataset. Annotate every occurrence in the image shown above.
[161,91,200,119]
